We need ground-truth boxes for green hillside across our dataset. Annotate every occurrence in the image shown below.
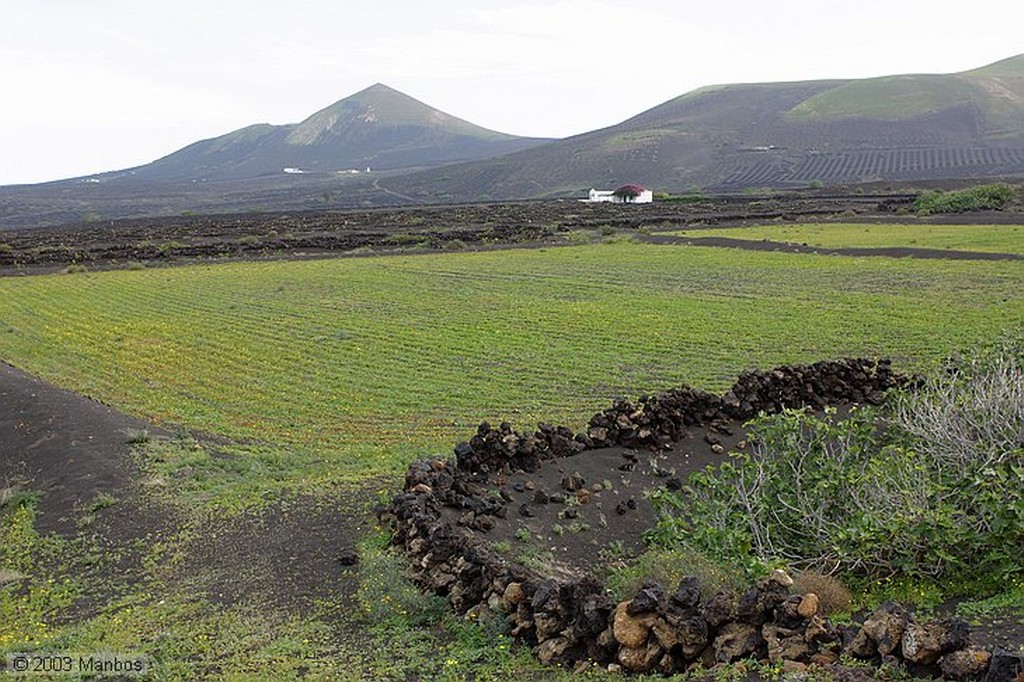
[785,74,977,121]
[382,54,1024,198]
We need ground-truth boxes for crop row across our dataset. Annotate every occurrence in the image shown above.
[720,146,1024,186]
[1,241,1022,481]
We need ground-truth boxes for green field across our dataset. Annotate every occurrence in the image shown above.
[2,234,1024,679]
[2,239,1023,486]
[672,222,1024,254]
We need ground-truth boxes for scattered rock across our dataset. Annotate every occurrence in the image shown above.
[337,548,359,566]
[613,601,658,649]
[940,648,992,680]
[984,649,1024,682]
[561,474,584,492]
[797,593,819,619]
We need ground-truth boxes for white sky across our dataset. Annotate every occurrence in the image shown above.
[1,0,1020,185]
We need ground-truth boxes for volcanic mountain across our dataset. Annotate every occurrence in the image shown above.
[4,56,1024,228]
[128,83,552,182]
[383,54,1024,199]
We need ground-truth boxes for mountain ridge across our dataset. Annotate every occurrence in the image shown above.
[376,53,1024,201]
[3,55,1024,228]
[134,83,552,182]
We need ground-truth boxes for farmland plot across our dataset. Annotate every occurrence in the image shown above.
[1,240,1021,484]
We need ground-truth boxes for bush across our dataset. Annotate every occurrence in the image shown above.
[914,183,1015,214]
[791,571,852,615]
[649,337,1024,586]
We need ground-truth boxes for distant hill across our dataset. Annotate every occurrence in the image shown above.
[124,83,552,182]
[383,54,1024,200]
[3,56,1024,228]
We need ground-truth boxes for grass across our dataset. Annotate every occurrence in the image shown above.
[2,235,1024,678]
[785,73,976,121]
[1,240,1022,501]
[670,222,1024,254]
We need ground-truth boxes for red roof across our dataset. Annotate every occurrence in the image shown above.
[612,183,647,196]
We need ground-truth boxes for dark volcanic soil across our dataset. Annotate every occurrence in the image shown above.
[445,422,752,579]
[0,363,372,623]
[3,194,1021,275]
[0,362,165,535]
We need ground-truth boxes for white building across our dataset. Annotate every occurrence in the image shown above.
[584,185,654,204]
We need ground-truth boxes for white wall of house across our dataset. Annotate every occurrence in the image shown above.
[584,188,654,203]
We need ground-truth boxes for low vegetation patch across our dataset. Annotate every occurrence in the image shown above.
[649,336,1024,597]
[0,241,1021,489]
[914,182,1018,214]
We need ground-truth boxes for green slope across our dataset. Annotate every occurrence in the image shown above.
[383,54,1024,198]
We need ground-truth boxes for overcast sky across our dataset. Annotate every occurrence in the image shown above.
[1,0,1020,185]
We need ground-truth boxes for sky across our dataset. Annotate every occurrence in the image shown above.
[1,0,1021,186]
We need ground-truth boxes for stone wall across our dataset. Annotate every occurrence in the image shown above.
[380,359,1022,679]
[454,358,910,474]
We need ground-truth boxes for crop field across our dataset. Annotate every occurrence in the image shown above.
[673,222,1024,254]
[717,148,1024,187]
[2,232,1024,679]
[1,237,1023,487]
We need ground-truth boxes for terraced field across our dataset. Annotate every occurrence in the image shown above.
[1,238,1022,486]
[671,223,1024,254]
[716,147,1024,188]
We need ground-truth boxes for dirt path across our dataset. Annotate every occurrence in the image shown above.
[0,361,376,624]
[641,233,1024,261]
[0,362,167,534]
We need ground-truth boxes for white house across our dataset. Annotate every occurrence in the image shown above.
[583,184,653,204]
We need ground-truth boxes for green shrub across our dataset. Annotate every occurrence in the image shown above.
[649,337,1024,586]
[914,183,1015,214]
[390,232,429,247]
[356,533,448,631]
